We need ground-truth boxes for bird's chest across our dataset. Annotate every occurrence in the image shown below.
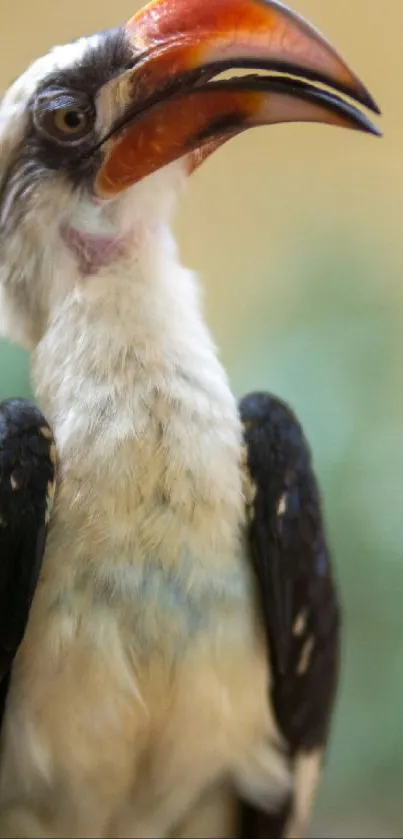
[0,481,274,830]
[44,499,257,669]
[0,392,281,834]
[88,545,256,663]
[45,409,254,657]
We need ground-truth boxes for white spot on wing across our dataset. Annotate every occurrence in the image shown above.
[284,749,323,839]
[10,475,19,491]
[293,610,307,637]
[40,426,53,440]
[49,443,57,466]
[241,444,257,519]
[277,493,287,517]
[45,480,56,525]
[297,637,315,676]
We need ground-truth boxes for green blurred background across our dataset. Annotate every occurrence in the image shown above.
[0,1,401,836]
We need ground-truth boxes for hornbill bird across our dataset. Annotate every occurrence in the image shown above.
[0,0,380,836]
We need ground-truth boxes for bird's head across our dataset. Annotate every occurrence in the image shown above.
[0,0,380,348]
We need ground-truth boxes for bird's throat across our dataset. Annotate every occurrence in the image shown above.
[61,223,130,276]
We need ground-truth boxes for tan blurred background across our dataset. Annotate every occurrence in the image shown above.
[0,1,402,836]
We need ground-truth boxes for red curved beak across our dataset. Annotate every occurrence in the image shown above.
[94,0,381,198]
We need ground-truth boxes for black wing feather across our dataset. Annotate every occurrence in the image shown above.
[239,392,341,837]
[0,398,55,725]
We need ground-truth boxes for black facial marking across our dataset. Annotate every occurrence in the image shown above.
[35,28,133,106]
[0,27,135,232]
[28,27,134,181]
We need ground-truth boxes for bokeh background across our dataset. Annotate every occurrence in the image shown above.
[0,1,401,836]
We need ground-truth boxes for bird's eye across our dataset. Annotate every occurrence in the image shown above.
[53,107,90,136]
[33,88,95,147]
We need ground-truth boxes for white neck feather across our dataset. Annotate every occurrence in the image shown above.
[31,215,245,560]
[33,220,239,458]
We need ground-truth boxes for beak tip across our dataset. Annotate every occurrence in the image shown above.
[361,120,382,138]
[363,91,382,117]
[355,113,382,138]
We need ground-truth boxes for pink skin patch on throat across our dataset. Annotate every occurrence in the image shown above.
[61,223,129,276]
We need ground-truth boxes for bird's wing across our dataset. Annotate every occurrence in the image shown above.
[0,399,56,724]
[239,392,341,839]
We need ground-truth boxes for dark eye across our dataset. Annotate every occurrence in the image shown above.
[53,107,90,135]
[33,88,95,146]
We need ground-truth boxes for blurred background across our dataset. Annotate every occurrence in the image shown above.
[0,1,401,836]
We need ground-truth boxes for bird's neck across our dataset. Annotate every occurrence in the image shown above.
[31,222,244,529]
